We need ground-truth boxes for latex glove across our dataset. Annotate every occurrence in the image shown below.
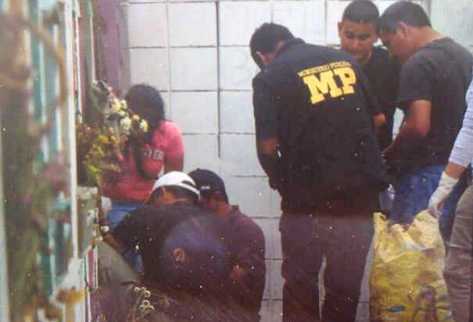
[428,172,459,218]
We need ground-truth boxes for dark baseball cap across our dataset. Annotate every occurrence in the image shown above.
[188,169,228,201]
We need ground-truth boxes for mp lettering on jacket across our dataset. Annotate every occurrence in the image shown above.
[298,61,357,104]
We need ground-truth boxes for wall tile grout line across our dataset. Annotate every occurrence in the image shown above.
[216,0,223,159]
[165,0,173,117]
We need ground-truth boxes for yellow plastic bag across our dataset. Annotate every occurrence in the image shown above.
[370,211,454,322]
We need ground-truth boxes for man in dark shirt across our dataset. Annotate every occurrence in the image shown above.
[338,0,399,150]
[105,171,258,322]
[109,171,215,286]
[188,169,266,322]
[378,1,473,239]
[250,23,387,322]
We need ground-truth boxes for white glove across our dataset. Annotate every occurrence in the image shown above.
[428,172,459,218]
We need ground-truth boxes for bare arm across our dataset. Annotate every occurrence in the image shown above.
[444,162,467,180]
[384,100,431,160]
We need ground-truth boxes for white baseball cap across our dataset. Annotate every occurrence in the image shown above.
[150,171,200,198]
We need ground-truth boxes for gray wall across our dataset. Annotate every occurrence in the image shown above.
[431,0,473,52]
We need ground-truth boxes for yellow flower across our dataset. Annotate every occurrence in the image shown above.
[120,100,128,110]
[139,120,149,133]
[120,117,132,132]
[110,98,122,114]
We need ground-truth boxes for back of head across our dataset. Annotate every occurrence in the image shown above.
[125,84,165,131]
[342,0,379,24]
[250,23,294,68]
[378,1,431,33]
[158,216,231,293]
[188,169,228,203]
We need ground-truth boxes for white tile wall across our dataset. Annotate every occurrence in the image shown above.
[162,92,172,118]
[431,0,473,52]
[125,2,430,321]
[170,48,218,90]
[260,297,272,320]
[169,3,217,47]
[270,189,282,216]
[220,91,255,133]
[271,300,283,321]
[170,92,219,134]
[326,1,349,45]
[263,260,272,300]
[225,176,272,216]
[273,0,326,44]
[128,3,168,47]
[220,134,265,176]
[220,47,259,90]
[268,260,283,300]
[376,0,398,14]
[255,218,281,260]
[129,48,169,91]
[219,1,271,46]
[169,0,215,2]
[129,0,166,3]
[182,134,219,172]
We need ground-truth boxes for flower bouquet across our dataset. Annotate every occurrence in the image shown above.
[77,81,149,186]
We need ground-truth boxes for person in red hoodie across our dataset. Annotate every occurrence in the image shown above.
[102,84,184,230]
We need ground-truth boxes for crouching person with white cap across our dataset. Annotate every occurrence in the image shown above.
[103,171,202,273]
[102,171,254,322]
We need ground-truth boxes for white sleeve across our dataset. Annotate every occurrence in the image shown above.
[449,77,473,167]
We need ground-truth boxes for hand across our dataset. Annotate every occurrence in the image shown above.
[428,172,459,218]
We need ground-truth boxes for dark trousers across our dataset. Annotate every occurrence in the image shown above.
[279,210,373,322]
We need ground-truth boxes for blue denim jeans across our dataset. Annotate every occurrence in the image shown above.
[107,201,142,229]
[391,165,466,240]
[107,201,143,273]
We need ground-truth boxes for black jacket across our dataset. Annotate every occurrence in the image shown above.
[253,39,388,213]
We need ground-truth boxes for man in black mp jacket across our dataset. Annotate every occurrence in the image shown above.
[250,23,387,322]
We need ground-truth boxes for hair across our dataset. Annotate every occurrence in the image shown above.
[124,84,166,179]
[158,218,231,293]
[249,23,294,68]
[342,0,379,24]
[125,84,165,136]
[378,1,431,33]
